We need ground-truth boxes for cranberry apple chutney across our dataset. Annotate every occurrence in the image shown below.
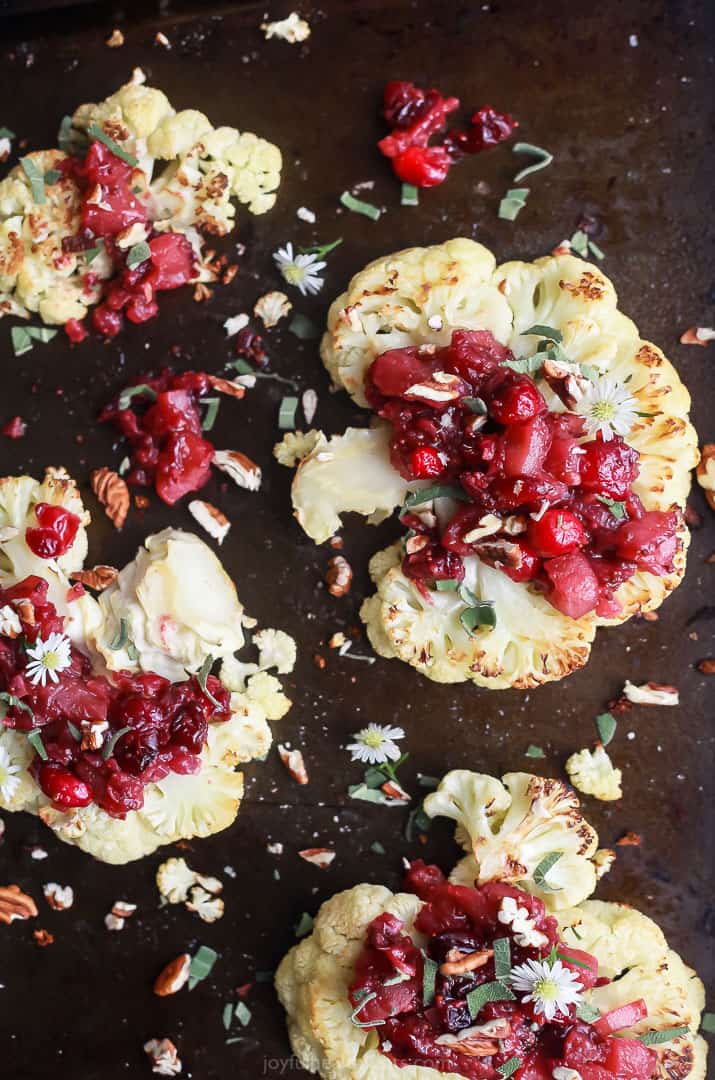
[281,239,698,689]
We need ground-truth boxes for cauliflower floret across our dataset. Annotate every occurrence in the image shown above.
[254,628,297,675]
[89,528,245,679]
[361,542,596,690]
[566,746,623,801]
[276,884,426,1080]
[0,469,101,646]
[245,671,291,722]
[321,238,512,406]
[289,426,410,544]
[274,429,322,468]
[557,900,707,1080]
[425,770,601,910]
[72,79,175,146]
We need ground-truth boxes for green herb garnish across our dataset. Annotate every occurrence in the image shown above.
[576,1002,601,1023]
[340,191,381,221]
[422,954,438,1005]
[188,945,218,990]
[502,352,550,375]
[533,851,563,890]
[466,980,515,1019]
[462,396,488,414]
[20,157,45,203]
[222,1003,233,1030]
[405,804,431,842]
[196,654,221,709]
[403,484,469,510]
[288,314,320,340]
[0,127,15,139]
[0,692,33,720]
[126,641,139,663]
[201,396,220,432]
[102,725,132,761]
[526,744,546,758]
[595,711,617,747]
[278,395,299,430]
[87,123,137,166]
[66,721,82,742]
[570,229,605,261]
[27,729,48,761]
[299,238,342,258]
[85,238,106,264]
[417,775,440,789]
[44,169,62,186]
[493,937,511,981]
[294,912,313,938]
[522,324,563,343]
[700,1013,715,1033]
[498,187,529,221]
[401,183,419,206]
[11,325,58,357]
[125,241,150,270]
[370,840,386,855]
[108,618,130,651]
[497,1057,522,1079]
[639,1026,689,1046]
[350,991,385,1028]
[117,383,157,410]
[512,141,553,183]
[348,783,390,805]
[234,1001,252,1027]
[460,602,497,635]
[595,495,626,520]
[435,579,460,591]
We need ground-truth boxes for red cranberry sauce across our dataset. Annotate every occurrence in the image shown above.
[99,369,217,505]
[0,576,230,817]
[365,330,680,619]
[378,81,516,188]
[349,862,656,1080]
[60,139,196,342]
[25,503,81,560]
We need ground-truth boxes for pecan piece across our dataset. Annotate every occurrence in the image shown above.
[325,555,353,597]
[91,467,130,530]
[278,744,309,785]
[472,538,523,569]
[212,449,262,491]
[207,375,246,400]
[440,947,494,976]
[0,884,38,923]
[697,658,715,675]
[154,953,191,997]
[187,500,230,544]
[696,443,715,511]
[69,565,119,591]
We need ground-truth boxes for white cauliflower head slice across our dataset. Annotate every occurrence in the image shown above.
[253,628,297,675]
[566,745,623,801]
[0,470,101,646]
[361,541,596,689]
[425,770,601,910]
[276,883,427,1080]
[288,426,410,544]
[557,899,707,1080]
[321,237,512,406]
[89,528,245,680]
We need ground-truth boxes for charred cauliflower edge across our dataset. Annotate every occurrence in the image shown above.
[275,770,707,1080]
[278,238,698,689]
[0,469,294,864]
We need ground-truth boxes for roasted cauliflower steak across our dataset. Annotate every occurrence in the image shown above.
[0,476,294,863]
[276,770,707,1080]
[282,239,697,690]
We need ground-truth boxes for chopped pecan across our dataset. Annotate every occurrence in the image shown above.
[440,947,494,976]
[187,500,230,544]
[91,467,130,530]
[0,884,38,923]
[69,565,119,591]
[298,848,335,869]
[105,28,125,47]
[325,555,353,597]
[154,953,191,997]
[472,538,523,568]
[278,744,309,785]
[33,928,54,946]
[207,375,246,400]
[616,832,642,847]
[212,449,262,491]
[697,658,715,675]
[680,326,715,346]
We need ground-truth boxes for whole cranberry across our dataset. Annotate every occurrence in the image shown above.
[403,544,465,582]
[485,370,547,425]
[528,508,587,557]
[578,435,640,498]
[38,762,92,808]
[25,503,81,560]
[392,145,452,188]
[409,446,444,479]
[382,80,428,128]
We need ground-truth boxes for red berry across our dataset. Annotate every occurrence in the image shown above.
[500,540,542,582]
[64,318,87,344]
[409,446,443,479]
[25,503,81,559]
[578,435,639,498]
[38,763,93,808]
[485,370,547,425]
[528,508,587,557]
[392,145,452,187]
[1,415,26,439]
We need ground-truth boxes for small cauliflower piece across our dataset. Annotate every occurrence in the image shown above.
[566,746,623,801]
[89,528,245,680]
[273,429,321,468]
[156,856,198,904]
[425,770,601,910]
[254,628,297,675]
[288,426,409,544]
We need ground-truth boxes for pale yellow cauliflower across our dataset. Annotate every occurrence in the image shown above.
[0,475,295,863]
[566,745,623,801]
[284,239,697,690]
[0,74,282,324]
[276,769,707,1080]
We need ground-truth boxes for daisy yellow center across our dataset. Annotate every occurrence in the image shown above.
[42,651,61,671]
[533,977,559,1002]
[589,400,616,421]
[282,264,305,285]
[363,730,385,749]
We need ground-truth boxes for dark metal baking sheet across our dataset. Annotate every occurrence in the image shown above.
[0,1,712,1077]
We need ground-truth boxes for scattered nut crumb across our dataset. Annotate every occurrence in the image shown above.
[325,555,352,597]
[69,565,119,591]
[33,928,54,946]
[43,883,74,910]
[328,631,347,649]
[313,653,326,670]
[261,11,311,43]
[106,28,125,47]
[329,536,343,550]
[155,31,171,48]
[697,658,715,674]
[298,848,336,869]
[680,326,715,346]
[212,449,262,491]
[302,388,318,425]
[622,680,679,706]
[278,744,309,785]
[296,206,316,223]
[154,954,191,996]
[144,1037,182,1076]
[29,846,48,860]
[188,500,230,544]
[616,832,642,847]
[267,842,283,855]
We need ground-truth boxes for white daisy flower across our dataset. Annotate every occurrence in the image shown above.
[273,242,326,296]
[509,957,584,1021]
[0,745,21,803]
[346,723,405,765]
[25,632,72,686]
[573,377,638,441]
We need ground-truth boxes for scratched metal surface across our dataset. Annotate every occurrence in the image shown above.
[0,1,712,1077]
